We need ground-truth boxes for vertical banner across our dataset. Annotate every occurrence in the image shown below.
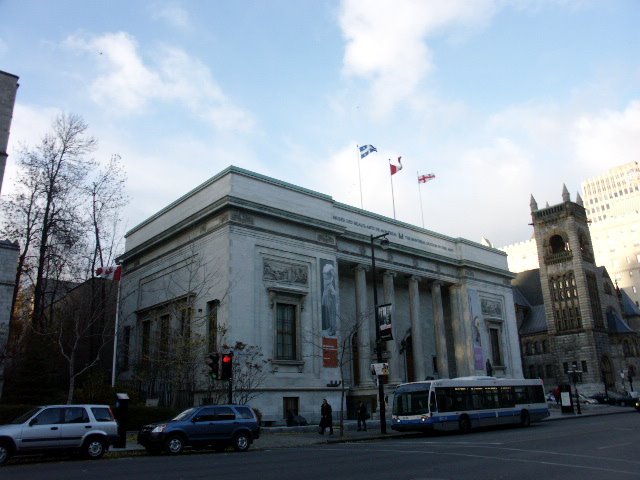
[320,259,339,367]
[468,290,485,371]
[378,303,393,341]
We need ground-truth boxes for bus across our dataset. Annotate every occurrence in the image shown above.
[391,376,549,433]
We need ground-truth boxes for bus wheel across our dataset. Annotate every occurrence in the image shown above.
[458,416,471,434]
[520,410,530,427]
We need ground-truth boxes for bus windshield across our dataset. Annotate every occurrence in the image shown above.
[393,383,430,415]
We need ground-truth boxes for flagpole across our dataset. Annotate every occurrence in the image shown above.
[389,160,396,220]
[111,274,122,387]
[417,171,425,228]
[357,145,363,209]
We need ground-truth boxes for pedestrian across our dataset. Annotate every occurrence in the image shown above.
[319,399,333,435]
[356,401,368,431]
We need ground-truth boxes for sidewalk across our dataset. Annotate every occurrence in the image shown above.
[111,403,637,455]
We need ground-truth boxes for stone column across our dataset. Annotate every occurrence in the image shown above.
[383,271,402,384]
[432,281,449,378]
[409,276,426,381]
[355,265,374,387]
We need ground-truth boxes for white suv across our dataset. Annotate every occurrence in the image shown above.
[0,404,119,466]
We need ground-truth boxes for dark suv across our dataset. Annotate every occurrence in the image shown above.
[137,404,260,455]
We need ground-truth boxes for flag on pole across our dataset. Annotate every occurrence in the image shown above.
[418,173,436,183]
[390,156,403,175]
[359,144,377,158]
[96,265,122,281]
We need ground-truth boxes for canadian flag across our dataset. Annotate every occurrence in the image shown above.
[389,156,403,175]
[96,265,122,281]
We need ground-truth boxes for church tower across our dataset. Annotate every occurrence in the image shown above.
[530,185,610,390]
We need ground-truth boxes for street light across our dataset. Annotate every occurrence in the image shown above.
[370,232,390,434]
[568,366,582,415]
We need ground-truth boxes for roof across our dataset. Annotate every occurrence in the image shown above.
[512,269,544,306]
[606,309,635,334]
[520,305,549,335]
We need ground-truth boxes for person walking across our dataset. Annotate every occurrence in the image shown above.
[356,401,368,431]
[319,399,333,435]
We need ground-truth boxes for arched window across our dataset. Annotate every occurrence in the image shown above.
[549,234,568,254]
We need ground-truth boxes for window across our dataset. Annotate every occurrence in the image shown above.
[489,328,503,367]
[276,303,297,360]
[34,408,64,425]
[283,397,299,418]
[207,300,220,353]
[545,364,554,378]
[215,406,236,421]
[91,407,114,422]
[159,314,170,360]
[581,360,588,373]
[141,320,151,363]
[550,272,582,331]
[121,326,131,371]
[64,407,89,424]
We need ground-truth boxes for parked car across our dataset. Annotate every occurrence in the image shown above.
[137,404,260,455]
[0,404,118,466]
[590,391,635,406]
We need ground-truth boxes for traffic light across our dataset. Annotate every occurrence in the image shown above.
[205,353,220,379]
[220,352,233,381]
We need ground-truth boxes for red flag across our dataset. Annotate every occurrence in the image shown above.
[418,173,435,183]
[390,156,403,175]
[96,265,122,281]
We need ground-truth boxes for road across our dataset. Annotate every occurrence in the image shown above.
[2,414,639,479]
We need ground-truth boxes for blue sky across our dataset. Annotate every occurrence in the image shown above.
[1,0,639,248]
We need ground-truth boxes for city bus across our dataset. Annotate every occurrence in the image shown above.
[391,376,549,433]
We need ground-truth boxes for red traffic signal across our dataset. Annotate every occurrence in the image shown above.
[221,352,233,381]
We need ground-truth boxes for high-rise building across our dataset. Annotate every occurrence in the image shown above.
[581,162,640,307]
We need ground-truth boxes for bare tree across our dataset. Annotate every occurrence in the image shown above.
[303,311,373,436]
[0,113,128,403]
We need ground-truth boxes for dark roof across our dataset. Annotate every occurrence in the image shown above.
[512,269,544,306]
[520,305,549,335]
[606,309,635,334]
[620,290,640,317]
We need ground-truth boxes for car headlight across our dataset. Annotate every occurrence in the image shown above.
[151,424,166,433]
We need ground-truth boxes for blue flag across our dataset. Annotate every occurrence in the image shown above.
[359,144,377,159]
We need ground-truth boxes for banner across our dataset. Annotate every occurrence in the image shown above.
[378,303,393,341]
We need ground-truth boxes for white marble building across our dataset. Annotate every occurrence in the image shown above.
[116,167,522,424]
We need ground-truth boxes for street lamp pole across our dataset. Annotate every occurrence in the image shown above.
[371,233,389,434]
[569,368,582,415]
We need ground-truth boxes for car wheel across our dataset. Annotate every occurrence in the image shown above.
[233,432,250,452]
[520,410,530,428]
[165,435,185,455]
[83,437,107,460]
[458,416,471,434]
[0,440,12,466]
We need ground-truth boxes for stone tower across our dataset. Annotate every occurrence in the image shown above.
[530,185,610,391]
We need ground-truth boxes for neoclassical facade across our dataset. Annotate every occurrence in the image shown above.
[116,167,522,423]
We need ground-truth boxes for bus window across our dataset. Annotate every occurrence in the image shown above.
[429,390,437,412]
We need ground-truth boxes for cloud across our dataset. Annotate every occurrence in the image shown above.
[339,0,498,117]
[63,32,254,132]
[571,101,640,174]
[151,3,191,30]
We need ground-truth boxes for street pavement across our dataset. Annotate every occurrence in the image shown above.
[111,402,638,455]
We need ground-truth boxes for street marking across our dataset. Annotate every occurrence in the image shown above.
[309,446,640,476]
[597,442,633,450]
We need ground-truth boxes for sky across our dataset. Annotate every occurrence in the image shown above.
[1,0,639,249]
